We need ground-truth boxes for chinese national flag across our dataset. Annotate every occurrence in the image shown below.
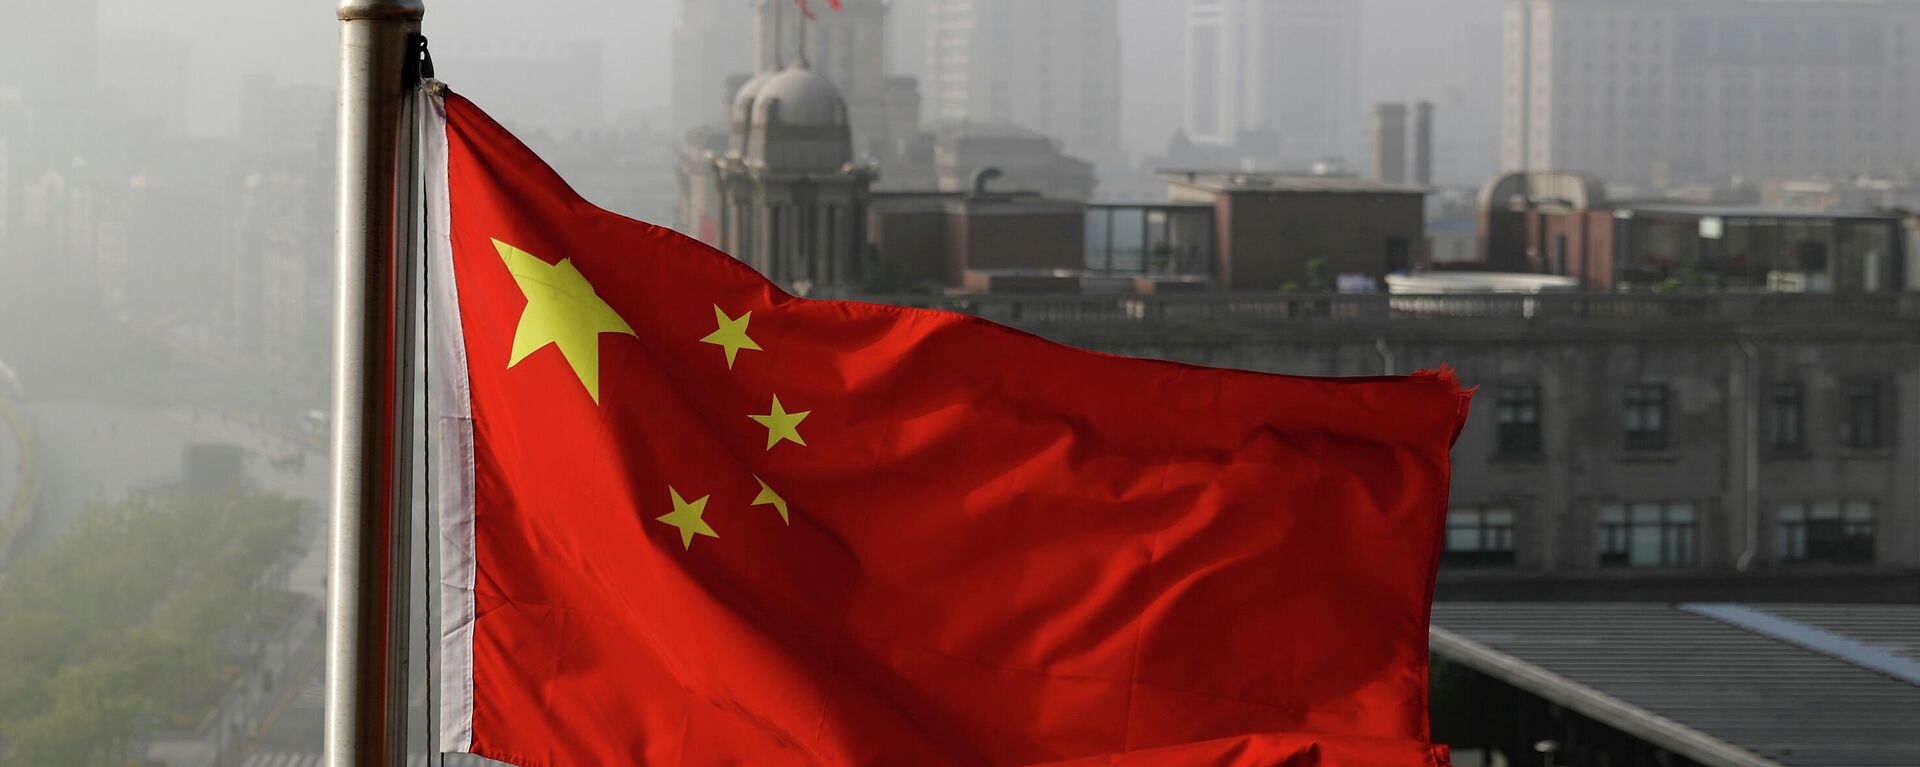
[425,87,1467,767]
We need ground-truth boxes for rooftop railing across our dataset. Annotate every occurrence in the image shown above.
[871,292,1920,325]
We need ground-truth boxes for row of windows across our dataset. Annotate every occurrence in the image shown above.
[1492,381,1890,456]
[1443,501,1878,569]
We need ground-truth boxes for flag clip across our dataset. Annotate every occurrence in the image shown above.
[405,33,436,88]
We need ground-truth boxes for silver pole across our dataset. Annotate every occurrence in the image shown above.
[327,2,425,767]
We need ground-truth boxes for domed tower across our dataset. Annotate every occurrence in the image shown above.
[714,58,876,296]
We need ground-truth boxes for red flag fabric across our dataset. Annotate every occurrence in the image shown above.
[426,86,1467,767]
[794,0,841,20]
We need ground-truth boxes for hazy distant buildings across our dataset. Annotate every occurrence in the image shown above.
[1502,0,1920,186]
[930,123,1096,202]
[0,0,98,106]
[438,40,605,138]
[1180,0,1362,169]
[1356,0,1505,187]
[98,33,189,139]
[922,0,1124,168]
[1373,104,1409,183]
[670,0,754,138]
[239,75,332,161]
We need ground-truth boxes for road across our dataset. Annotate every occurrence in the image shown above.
[16,394,514,764]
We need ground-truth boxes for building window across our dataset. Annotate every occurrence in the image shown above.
[1445,506,1517,568]
[1766,383,1804,451]
[1598,502,1698,568]
[1846,382,1887,450]
[1495,385,1543,457]
[1777,501,1875,563]
[1623,384,1669,450]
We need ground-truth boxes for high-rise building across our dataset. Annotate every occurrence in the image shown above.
[671,0,755,137]
[1502,0,1920,186]
[1373,103,1409,183]
[923,0,1123,167]
[1412,101,1436,186]
[1183,0,1362,169]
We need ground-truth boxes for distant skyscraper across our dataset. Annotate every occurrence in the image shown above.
[1503,0,1920,186]
[922,0,1123,167]
[672,0,755,137]
[1373,103,1409,183]
[1412,101,1435,186]
[1183,0,1362,168]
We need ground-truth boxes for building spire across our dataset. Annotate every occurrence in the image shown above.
[772,0,783,72]
[796,1,809,67]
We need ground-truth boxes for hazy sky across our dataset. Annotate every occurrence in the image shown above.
[96,0,1502,179]
[100,0,679,135]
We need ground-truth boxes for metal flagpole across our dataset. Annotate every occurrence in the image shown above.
[328,2,426,766]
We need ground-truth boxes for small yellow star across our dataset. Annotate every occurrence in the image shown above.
[699,305,763,368]
[655,487,718,550]
[495,239,635,404]
[751,475,789,524]
[749,395,810,450]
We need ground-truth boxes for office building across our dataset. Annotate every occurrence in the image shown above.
[1502,0,1920,186]
[923,0,1123,168]
[1374,104,1410,183]
[1182,0,1362,169]
[670,0,755,137]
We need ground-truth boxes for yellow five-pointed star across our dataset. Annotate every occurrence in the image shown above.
[495,239,635,404]
[749,395,810,450]
[655,487,718,550]
[699,305,762,368]
[751,475,789,524]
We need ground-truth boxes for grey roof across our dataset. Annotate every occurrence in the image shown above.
[1431,604,1920,767]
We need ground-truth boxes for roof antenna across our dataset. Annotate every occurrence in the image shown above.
[772,0,784,71]
[796,1,809,67]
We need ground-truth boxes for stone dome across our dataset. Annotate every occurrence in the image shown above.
[745,60,854,173]
[752,60,850,129]
[728,70,778,157]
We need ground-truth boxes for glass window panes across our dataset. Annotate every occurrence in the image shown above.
[1846,381,1887,449]
[1777,501,1875,563]
[1599,501,1698,567]
[1767,383,1803,450]
[1083,208,1111,271]
[1624,384,1669,450]
[1495,385,1543,456]
[1444,506,1518,568]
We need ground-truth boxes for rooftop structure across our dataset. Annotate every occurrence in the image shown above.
[1432,603,1920,767]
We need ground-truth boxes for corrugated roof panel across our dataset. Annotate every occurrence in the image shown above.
[1432,604,1920,767]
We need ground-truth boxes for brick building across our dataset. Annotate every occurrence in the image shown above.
[1160,171,1428,292]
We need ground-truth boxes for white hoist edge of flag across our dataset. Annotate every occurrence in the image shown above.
[422,82,480,755]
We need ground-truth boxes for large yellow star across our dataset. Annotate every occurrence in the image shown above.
[495,239,635,404]
[749,395,810,450]
[655,487,718,550]
[751,475,789,524]
[699,305,762,368]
